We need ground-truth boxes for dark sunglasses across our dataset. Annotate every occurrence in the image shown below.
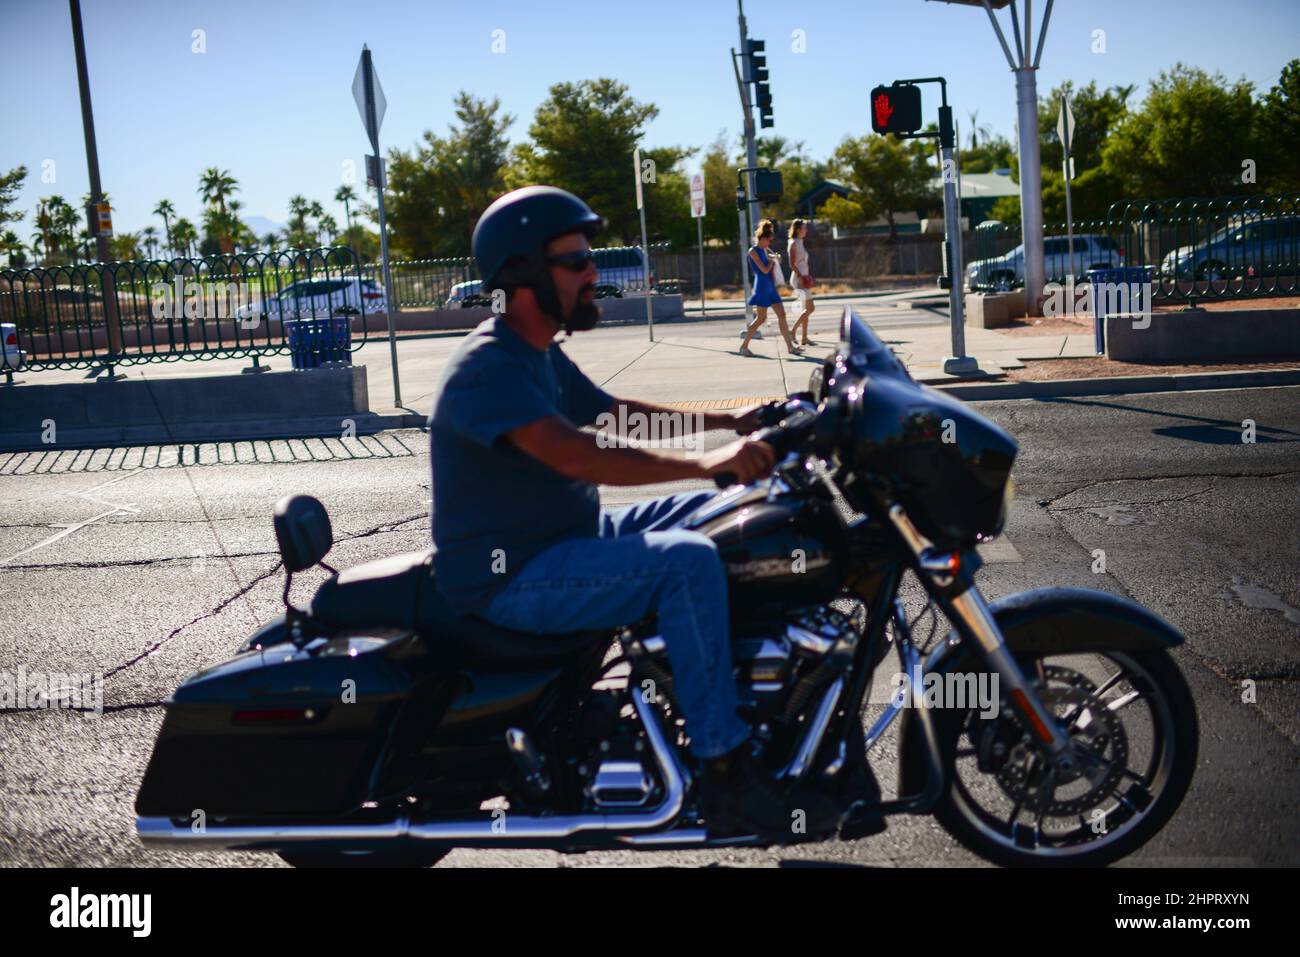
[545,249,597,272]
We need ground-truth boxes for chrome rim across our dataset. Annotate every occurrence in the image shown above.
[947,650,1179,858]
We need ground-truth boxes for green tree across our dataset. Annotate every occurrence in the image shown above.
[1102,64,1258,198]
[1255,58,1300,191]
[0,166,27,234]
[820,193,867,230]
[385,92,514,259]
[171,218,197,257]
[507,79,663,244]
[198,167,240,253]
[153,199,175,255]
[0,229,26,267]
[959,134,1015,175]
[831,134,938,238]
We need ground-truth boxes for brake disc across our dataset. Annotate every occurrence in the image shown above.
[993,665,1129,816]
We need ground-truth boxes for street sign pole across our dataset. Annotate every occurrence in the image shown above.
[697,217,706,316]
[938,102,975,374]
[873,77,974,374]
[69,0,123,371]
[634,148,654,342]
[729,46,754,328]
[690,172,707,316]
[1058,94,1076,286]
[355,45,402,408]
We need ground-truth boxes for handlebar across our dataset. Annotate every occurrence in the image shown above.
[712,395,822,488]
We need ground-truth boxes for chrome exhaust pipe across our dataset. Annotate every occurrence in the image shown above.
[137,691,687,851]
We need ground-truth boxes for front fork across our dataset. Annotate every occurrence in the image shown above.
[884,505,1078,774]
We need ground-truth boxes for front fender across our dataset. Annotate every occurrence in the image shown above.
[897,587,1185,800]
[981,586,1184,657]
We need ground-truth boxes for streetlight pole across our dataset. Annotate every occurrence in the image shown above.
[69,0,122,362]
[940,0,1055,317]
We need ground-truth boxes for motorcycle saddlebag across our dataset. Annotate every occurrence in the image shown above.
[135,629,416,819]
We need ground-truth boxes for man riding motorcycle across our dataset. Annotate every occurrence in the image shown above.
[428,186,840,838]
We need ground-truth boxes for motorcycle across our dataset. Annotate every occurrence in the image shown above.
[135,307,1198,867]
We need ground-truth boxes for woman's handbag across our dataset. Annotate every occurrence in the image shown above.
[800,273,814,290]
[772,259,786,287]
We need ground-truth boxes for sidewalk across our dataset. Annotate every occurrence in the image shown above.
[6,293,1101,419]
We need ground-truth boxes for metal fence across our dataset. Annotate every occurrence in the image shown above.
[1,247,368,375]
[372,242,675,309]
[966,193,1300,303]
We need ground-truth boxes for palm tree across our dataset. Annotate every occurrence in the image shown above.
[153,199,176,254]
[172,218,197,258]
[307,200,326,245]
[335,184,357,243]
[261,231,280,252]
[967,110,992,150]
[318,214,338,245]
[110,231,142,261]
[76,228,93,261]
[198,168,239,253]
[141,225,159,259]
[286,195,311,248]
[0,229,25,267]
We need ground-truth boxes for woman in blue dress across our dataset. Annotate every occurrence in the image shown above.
[739,219,801,357]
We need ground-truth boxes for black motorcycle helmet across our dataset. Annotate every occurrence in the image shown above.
[472,186,604,333]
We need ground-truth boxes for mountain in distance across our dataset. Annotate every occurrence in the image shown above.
[242,215,287,238]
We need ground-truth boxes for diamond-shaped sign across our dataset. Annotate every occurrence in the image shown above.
[1056,95,1075,151]
[353,48,387,151]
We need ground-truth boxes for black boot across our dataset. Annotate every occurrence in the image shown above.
[699,742,843,841]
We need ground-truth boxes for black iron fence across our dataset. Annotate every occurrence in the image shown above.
[372,242,675,309]
[966,193,1300,303]
[1,247,368,375]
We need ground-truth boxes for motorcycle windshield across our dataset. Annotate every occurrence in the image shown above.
[838,306,912,382]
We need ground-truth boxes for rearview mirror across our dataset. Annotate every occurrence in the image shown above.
[273,495,333,572]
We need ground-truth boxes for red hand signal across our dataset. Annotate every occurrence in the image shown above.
[874,92,895,130]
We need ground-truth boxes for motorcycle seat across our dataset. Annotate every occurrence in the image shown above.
[308,550,610,667]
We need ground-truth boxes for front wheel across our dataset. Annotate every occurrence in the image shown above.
[929,648,1197,867]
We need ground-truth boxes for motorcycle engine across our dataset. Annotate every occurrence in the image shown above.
[731,605,859,723]
[574,605,859,809]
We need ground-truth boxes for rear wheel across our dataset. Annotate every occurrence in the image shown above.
[930,648,1197,867]
[277,846,450,868]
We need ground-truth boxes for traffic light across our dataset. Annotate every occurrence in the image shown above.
[870,83,923,135]
[747,39,774,129]
[753,169,784,203]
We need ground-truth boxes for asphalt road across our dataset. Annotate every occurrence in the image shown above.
[1,385,1296,868]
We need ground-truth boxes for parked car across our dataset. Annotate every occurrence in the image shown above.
[445,279,486,309]
[1159,215,1300,281]
[592,245,657,296]
[235,278,387,323]
[1,322,26,371]
[966,233,1122,290]
[444,248,658,307]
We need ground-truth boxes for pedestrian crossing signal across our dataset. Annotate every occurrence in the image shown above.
[870,84,923,135]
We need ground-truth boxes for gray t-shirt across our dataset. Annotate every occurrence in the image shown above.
[429,316,613,615]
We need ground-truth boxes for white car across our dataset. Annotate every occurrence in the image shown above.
[966,233,1122,290]
[236,278,387,322]
[445,280,487,308]
[1,322,25,371]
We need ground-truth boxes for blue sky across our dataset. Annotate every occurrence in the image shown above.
[3,0,1297,240]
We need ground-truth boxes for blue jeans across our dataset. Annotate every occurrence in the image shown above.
[480,490,750,759]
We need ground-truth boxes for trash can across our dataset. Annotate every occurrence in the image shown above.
[1087,266,1153,356]
[284,315,352,370]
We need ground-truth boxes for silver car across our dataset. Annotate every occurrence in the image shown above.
[966,233,1122,290]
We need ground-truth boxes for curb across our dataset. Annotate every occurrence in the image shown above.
[931,367,1300,401]
[0,411,428,453]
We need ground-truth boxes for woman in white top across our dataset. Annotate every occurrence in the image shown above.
[787,219,815,346]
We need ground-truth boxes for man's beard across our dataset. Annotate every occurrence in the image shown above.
[565,286,601,331]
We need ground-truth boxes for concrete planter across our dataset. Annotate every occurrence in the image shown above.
[1105,307,1299,362]
[0,365,371,451]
